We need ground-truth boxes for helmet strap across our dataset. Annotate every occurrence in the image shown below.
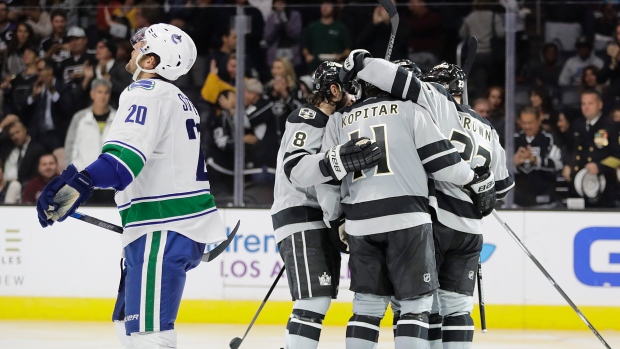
[132,51,158,81]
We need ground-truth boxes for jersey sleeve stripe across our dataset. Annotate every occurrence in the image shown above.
[434,190,481,219]
[272,206,324,231]
[342,195,429,220]
[422,151,463,174]
[100,153,135,185]
[391,68,410,100]
[102,143,145,178]
[105,140,147,162]
[283,149,310,161]
[417,140,455,162]
[495,175,515,199]
[119,192,217,227]
[283,150,310,182]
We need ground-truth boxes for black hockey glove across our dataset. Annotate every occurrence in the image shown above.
[464,167,496,217]
[339,49,372,86]
[319,137,381,181]
[328,215,349,254]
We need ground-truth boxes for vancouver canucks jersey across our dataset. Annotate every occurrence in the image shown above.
[102,79,226,247]
[270,105,333,243]
[356,58,514,234]
[317,97,475,236]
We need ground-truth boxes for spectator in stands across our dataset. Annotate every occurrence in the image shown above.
[529,85,558,133]
[21,152,57,204]
[3,45,39,116]
[0,1,16,72]
[134,1,163,31]
[101,5,131,41]
[94,38,130,109]
[0,159,21,204]
[263,56,302,145]
[206,27,236,84]
[530,41,562,88]
[472,98,491,119]
[556,109,577,166]
[64,78,115,171]
[0,121,45,183]
[45,0,81,28]
[563,90,620,207]
[3,22,36,80]
[59,26,96,85]
[611,106,620,123]
[22,0,52,38]
[302,0,351,74]
[356,1,407,61]
[403,0,442,71]
[264,0,303,70]
[111,0,138,30]
[97,0,122,36]
[581,65,605,95]
[559,34,604,87]
[39,9,68,65]
[459,0,504,98]
[487,85,506,143]
[24,59,75,150]
[513,106,563,207]
[598,23,620,109]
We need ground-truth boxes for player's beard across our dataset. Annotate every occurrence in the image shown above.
[334,93,349,110]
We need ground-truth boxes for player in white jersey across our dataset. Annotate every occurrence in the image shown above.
[341,51,513,349]
[271,61,381,349]
[316,57,497,349]
[36,24,225,348]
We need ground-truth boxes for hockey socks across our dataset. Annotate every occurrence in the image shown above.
[429,313,443,349]
[442,314,474,349]
[395,312,430,349]
[346,314,381,349]
[286,308,325,349]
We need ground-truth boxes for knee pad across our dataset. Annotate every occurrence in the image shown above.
[352,293,390,318]
[130,329,177,349]
[399,293,433,316]
[437,289,473,317]
[292,297,331,322]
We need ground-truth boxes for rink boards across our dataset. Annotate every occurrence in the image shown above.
[0,207,618,330]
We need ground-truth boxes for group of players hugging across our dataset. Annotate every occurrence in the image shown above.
[33,21,513,349]
[271,49,514,349]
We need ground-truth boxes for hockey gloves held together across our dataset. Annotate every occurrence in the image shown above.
[463,167,496,217]
[339,49,372,86]
[36,164,94,227]
[319,137,382,181]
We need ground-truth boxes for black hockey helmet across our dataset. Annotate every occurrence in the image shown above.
[422,62,465,96]
[392,59,422,77]
[312,61,343,95]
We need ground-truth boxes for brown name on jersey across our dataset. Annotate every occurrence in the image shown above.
[457,113,492,142]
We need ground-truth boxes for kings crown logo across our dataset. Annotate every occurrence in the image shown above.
[318,272,331,286]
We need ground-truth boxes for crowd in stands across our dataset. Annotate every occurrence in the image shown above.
[0,0,619,209]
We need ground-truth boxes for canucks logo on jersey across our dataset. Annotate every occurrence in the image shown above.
[128,80,156,91]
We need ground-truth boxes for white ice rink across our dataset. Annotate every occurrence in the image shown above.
[1,321,619,349]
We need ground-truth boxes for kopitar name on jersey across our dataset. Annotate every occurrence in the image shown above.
[341,102,399,127]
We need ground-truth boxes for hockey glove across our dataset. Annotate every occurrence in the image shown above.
[463,167,496,217]
[339,49,372,86]
[328,215,349,253]
[36,164,94,227]
[319,137,381,181]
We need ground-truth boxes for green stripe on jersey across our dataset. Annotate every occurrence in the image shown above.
[145,231,161,332]
[102,143,145,177]
[120,193,216,226]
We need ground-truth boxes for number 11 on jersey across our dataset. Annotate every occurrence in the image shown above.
[349,124,393,180]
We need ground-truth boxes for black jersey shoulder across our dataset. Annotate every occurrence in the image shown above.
[287,104,330,128]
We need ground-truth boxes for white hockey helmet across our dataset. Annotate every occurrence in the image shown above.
[130,23,197,81]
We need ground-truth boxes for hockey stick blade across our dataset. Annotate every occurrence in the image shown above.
[72,212,123,234]
[492,210,612,349]
[377,0,399,60]
[202,220,240,262]
[462,36,478,79]
[230,266,286,349]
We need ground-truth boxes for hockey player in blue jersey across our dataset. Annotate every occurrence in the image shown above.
[36,24,226,348]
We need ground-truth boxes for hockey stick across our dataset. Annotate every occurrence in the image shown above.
[229,266,286,349]
[461,36,478,105]
[477,258,487,333]
[70,212,240,263]
[377,0,399,60]
[491,210,612,349]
